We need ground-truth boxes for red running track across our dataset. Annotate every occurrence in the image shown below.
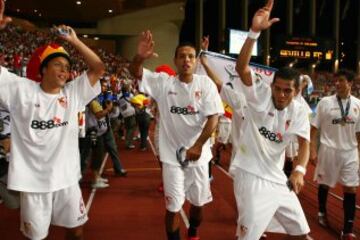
[0,123,360,239]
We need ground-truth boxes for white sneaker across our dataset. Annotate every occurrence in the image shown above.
[92,181,109,189]
[98,177,109,183]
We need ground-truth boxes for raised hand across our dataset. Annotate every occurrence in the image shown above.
[251,0,279,32]
[52,25,78,43]
[200,35,209,51]
[137,30,158,60]
[199,36,209,66]
[0,0,12,30]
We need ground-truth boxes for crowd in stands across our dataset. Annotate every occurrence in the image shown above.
[0,24,134,83]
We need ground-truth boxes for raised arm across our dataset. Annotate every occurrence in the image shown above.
[199,36,223,91]
[0,0,11,30]
[129,30,158,79]
[56,25,105,86]
[235,0,279,86]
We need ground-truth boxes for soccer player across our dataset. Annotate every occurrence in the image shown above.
[227,0,311,239]
[129,31,223,240]
[0,1,105,239]
[310,69,360,240]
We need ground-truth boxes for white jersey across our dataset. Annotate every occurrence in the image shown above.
[311,95,360,150]
[219,85,245,159]
[221,72,310,185]
[0,67,100,192]
[295,94,313,116]
[141,69,224,167]
[118,93,136,118]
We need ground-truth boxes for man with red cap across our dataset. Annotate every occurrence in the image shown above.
[0,1,105,239]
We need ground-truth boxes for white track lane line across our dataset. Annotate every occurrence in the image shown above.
[212,160,360,210]
[85,153,109,213]
[147,137,190,228]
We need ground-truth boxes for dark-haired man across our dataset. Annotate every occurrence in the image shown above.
[224,0,311,239]
[310,69,360,240]
[0,1,105,239]
[130,31,223,240]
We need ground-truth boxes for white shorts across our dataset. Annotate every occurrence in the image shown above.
[216,121,231,144]
[314,144,359,187]
[285,140,299,159]
[162,163,212,212]
[232,168,310,240]
[20,184,88,240]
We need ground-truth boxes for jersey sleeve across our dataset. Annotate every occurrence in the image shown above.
[220,84,246,113]
[67,72,101,111]
[239,69,271,112]
[201,76,224,117]
[0,66,28,110]
[355,104,360,133]
[140,69,168,101]
[310,99,323,129]
[291,104,311,141]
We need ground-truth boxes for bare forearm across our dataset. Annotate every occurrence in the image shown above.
[95,108,110,119]
[194,114,219,147]
[356,132,360,153]
[310,126,318,155]
[129,55,145,79]
[70,38,104,85]
[296,137,310,168]
[235,37,257,86]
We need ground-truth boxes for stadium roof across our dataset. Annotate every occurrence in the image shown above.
[5,0,185,27]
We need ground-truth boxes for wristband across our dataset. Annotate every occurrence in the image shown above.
[248,29,261,40]
[294,165,306,175]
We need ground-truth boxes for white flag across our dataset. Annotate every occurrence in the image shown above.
[196,51,277,91]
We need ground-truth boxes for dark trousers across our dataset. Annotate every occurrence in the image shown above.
[136,111,151,149]
[91,129,124,173]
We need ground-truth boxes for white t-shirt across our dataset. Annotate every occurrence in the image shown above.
[311,95,360,150]
[118,93,136,118]
[141,69,224,167]
[0,66,100,192]
[221,72,310,185]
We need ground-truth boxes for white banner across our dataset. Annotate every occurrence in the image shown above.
[196,51,277,91]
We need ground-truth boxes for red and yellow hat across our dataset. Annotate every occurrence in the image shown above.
[26,43,71,82]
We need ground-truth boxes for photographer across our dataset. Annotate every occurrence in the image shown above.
[87,79,127,188]
[0,107,19,209]
[118,81,136,149]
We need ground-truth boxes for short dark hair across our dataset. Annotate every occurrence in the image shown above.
[335,69,356,82]
[174,42,196,58]
[273,67,300,89]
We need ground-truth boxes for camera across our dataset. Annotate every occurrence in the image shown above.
[51,27,70,36]
[98,91,116,106]
[0,119,3,133]
[87,128,98,147]
[0,145,8,178]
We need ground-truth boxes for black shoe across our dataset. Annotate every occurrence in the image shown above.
[318,212,329,228]
[115,169,127,177]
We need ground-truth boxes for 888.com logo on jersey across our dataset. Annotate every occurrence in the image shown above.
[170,105,199,115]
[31,117,69,130]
